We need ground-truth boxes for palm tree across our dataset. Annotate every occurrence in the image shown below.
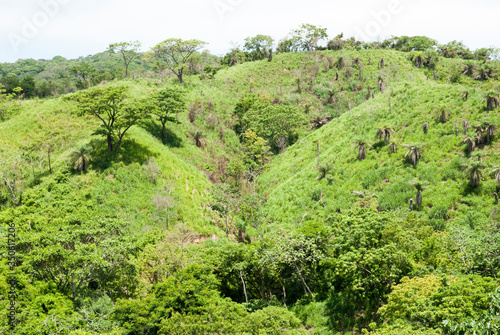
[334,56,345,69]
[377,75,385,92]
[403,144,423,166]
[466,158,485,188]
[481,121,496,144]
[325,88,337,104]
[462,136,476,154]
[461,62,476,77]
[435,108,450,123]
[70,145,92,172]
[315,164,333,180]
[388,142,397,154]
[474,64,494,81]
[490,166,500,186]
[410,51,426,68]
[355,139,371,160]
[423,122,429,134]
[352,57,362,68]
[462,119,470,135]
[460,91,469,101]
[190,130,205,148]
[409,179,426,211]
[484,91,499,111]
[376,126,393,144]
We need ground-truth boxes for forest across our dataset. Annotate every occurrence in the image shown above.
[1,25,500,334]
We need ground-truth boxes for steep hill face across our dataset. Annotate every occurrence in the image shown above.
[259,78,500,229]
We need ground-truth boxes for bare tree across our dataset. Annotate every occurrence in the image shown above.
[153,185,177,230]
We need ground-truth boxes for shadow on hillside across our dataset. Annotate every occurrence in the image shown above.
[89,138,158,172]
[140,119,183,148]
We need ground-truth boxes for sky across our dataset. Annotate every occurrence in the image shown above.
[0,0,499,63]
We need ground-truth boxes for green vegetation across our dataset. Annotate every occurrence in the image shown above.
[1,31,500,334]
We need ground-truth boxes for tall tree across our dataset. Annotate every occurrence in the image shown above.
[153,87,187,140]
[65,86,150,153]
[243,35,274,60]
[69,62,96,88]
[292,23,328,51]
[151,38,207,84]
[108,41,142,78]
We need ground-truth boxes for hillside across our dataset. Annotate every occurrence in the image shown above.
[1,40,500,335]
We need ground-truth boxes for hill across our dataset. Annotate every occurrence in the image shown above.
[1,40,500,334]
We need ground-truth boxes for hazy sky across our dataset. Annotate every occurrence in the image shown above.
[1,0,499,62]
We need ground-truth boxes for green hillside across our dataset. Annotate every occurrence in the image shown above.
[1,33,500,334]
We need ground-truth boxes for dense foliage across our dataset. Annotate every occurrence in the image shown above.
[1,31,500,334]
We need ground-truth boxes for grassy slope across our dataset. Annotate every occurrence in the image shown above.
[0,81,216,234]
[259,59,499,231]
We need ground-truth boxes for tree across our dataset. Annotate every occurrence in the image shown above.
[69,62,97,88]
[463,136,476,154]
[403,144,423,166]
[409,179,426,211]
[474,64,494,81]
[422,122,429,134]
[315,164,333,181]
[466,158,485,188]
[153,185,176,230]
[355,139,371,160]
[20,76,36,98]
[243,35,274,61]
[190,129,205,148]
[278,24,328,52]
[108,41,142,78]
[489,166,500,187]
[410,51,427,68]
[293,24,328,51]
[242,104,305,153]
[0,150,25,206]
[151,38,207,84]
[153,87,187,140]
[376,126,393,144]
[65,86,150,153]
[462,62,477,77]
[484,91,499,111]
[211,184,239,235]
[70,145,92,172]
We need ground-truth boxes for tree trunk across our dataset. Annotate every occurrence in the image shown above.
[48,147,52,174]
[225,213,229,236]
[279,277,287,308]
[294,262,313,299]
[5,179,19,206]
[107,134,114,152]
[240,270,248,303]
[416,190,422,211]
[162,121,166,140]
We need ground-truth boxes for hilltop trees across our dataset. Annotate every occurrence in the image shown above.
[277,24,328,52]
[108,41,142,78]
[243,35,274,61]
[66,86,151,153]
[151,38,207,84]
